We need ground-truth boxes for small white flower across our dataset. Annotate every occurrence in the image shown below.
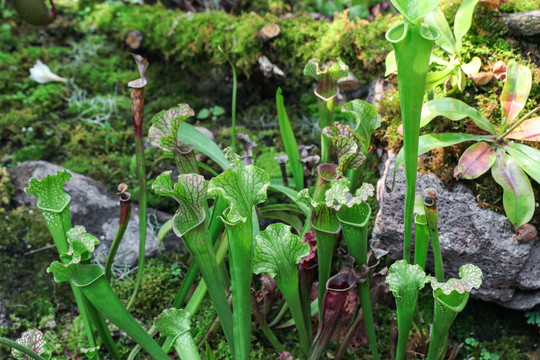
[29,60,66,84]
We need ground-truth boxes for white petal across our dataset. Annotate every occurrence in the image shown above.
[29,60,66,84]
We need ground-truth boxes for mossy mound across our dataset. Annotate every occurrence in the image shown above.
[88,4,396,85]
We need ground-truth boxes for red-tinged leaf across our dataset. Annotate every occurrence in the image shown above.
[501,61,532,126]
[491,150,534,228]
[507,117,540,142]
[504,142,540,184]
[454,142,496,180]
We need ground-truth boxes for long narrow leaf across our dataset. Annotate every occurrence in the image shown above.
[178,122,229,170]
[269,184,311,216]
[453,0,480,53]
[276,88,304,191]
[421,98,496,134]
[258,212,304,234]
[424,8,456,55]
[395,133,491,170]
[389,0,441,22]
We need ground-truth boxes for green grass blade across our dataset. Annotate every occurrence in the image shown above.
[276,88,304,191]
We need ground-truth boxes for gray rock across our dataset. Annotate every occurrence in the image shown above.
[372,153,539,310]
[8,161,180,267]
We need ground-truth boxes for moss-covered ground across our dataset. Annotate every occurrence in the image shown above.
[0,0,539,358]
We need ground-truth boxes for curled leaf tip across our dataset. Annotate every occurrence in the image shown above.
[304,58,349,99]
[26,170,72,212]
[300,231,317,267]
[149,104,195,152]
[430,264,483,295]
[208,152,270,223]
[60,226,100,266]
[386,260,428,294]
[128,53,149,88]
[253,223,310,280]
[153,172,212,236]
[325,179,374,211]
[322,123,366,175]
[154,308,192,338]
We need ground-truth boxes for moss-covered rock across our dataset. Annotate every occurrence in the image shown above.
[88,5,397,85]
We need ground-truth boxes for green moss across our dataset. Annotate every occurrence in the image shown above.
[499,0,540,13]
[89,5,395,85]
[112,254,185,321]
[0,167,14,207]
[255,151,283,179]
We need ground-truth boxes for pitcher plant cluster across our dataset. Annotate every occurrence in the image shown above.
[11,0,540,358]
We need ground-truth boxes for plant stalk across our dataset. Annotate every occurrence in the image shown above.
[105,188,131,282]
[0,337,47,360]
[126,86,147,310]
[423,189,444,281]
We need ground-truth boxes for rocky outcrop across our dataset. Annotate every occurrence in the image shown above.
[8,161,180,267]
[372,153,539,310]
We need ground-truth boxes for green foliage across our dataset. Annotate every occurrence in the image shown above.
[197,106,225,121]
[410,61,539,228]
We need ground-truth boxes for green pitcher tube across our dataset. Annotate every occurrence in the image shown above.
[386,21,440,262]
[337,202,380,360]
[310,207,341,316]
[74,265,170,360]
[426,291,468,360]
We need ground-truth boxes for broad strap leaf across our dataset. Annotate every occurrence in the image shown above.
[386,260,428,296]
[149,104,195,152]
[154,309,192,338]
[501,61,532,126]
[453,0,480,53]
[388,0,442,22]
[421,98,496,134]
[152,171,212,235]
[491,149,535,228]
[424,8,456,55]
[507,117,540,142]
[322,123,366,176]
[454,142,496,180]
[430,264,482,295]
[178,122,230,170]
[208,148,270,223]
[342,99,381,153]
[26,170,71,213]
[395,133,492,170]
[504,142,540,184]
[276,88,304,191]
[253,223,310,281]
